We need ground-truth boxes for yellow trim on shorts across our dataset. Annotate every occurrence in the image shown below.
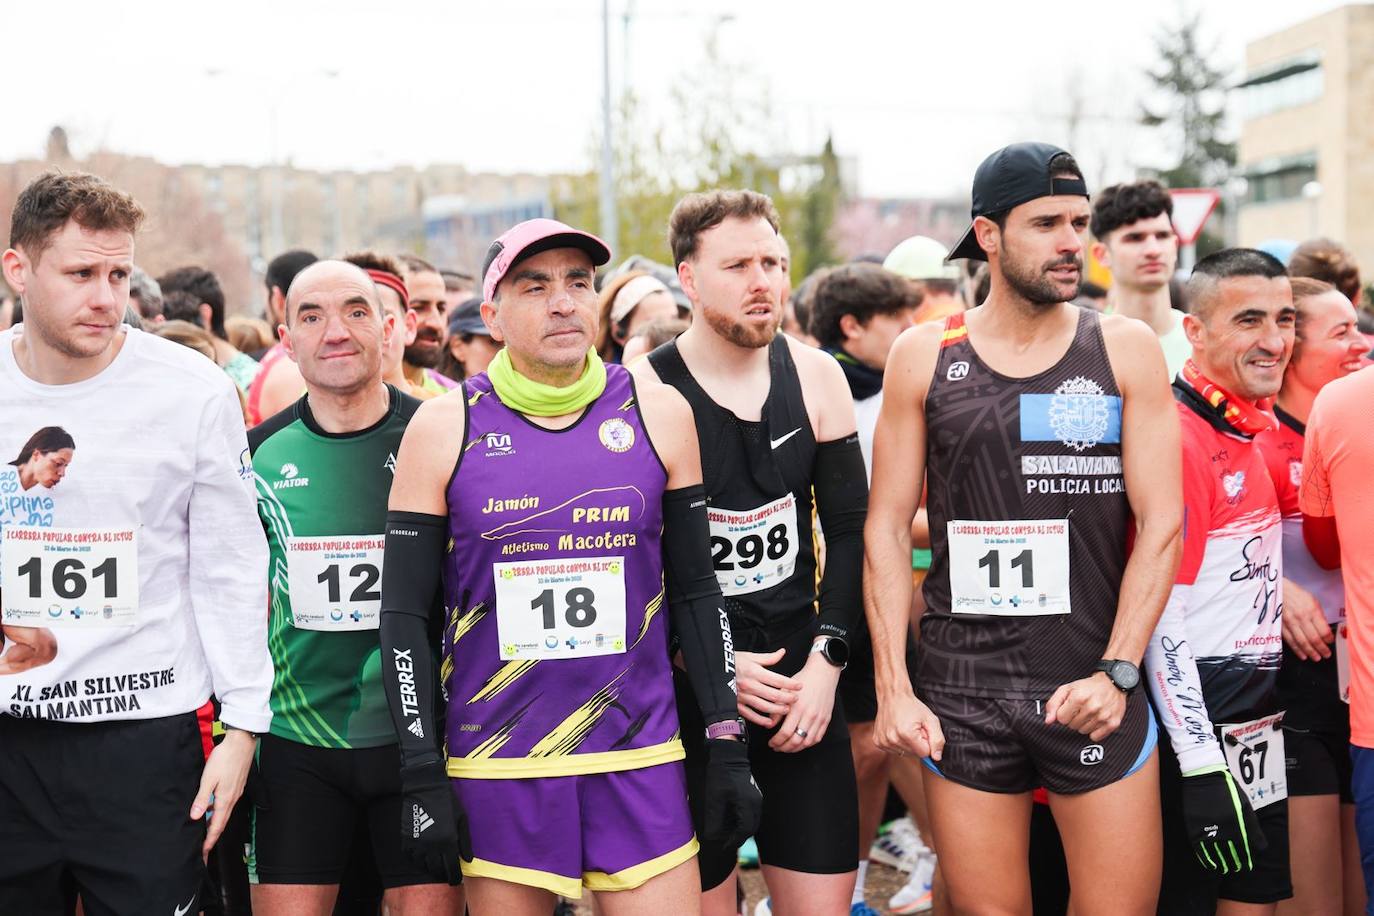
[583,837,700,892]
[446,739,683,779]
[461,856,584,899]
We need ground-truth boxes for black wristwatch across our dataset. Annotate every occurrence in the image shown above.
[810,636,850,669]
[1095,659,1140,693]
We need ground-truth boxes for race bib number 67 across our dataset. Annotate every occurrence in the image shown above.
[3,527,139,627]
[947,519,1070,616]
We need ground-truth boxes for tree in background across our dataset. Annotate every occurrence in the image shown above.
[558,34,844,282]
[1139,10,1235,255]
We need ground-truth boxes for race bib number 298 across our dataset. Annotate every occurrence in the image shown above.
[2,527,139,627]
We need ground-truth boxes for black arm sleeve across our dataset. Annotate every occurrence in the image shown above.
[662,485,739,728]
[379,510,448,770]
[813,434,869,642]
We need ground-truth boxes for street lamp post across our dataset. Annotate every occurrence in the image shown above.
[599,0,618,257]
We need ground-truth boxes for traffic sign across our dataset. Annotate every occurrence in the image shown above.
[1170,189,1222,246]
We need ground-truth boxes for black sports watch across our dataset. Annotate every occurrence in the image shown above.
[811,636,850,669]
[1094,659,1140,693]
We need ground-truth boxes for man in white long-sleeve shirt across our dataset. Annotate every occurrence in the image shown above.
[0,171,272,915]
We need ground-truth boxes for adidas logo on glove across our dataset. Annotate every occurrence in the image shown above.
[412,803,436,838]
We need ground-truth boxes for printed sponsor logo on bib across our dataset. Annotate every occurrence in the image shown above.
[707,494,799,596]
[947,519,1070,616]
[493,556,627,661]
[286,535,385,631]
[1221,713,1287,810]
[2,526,139,627]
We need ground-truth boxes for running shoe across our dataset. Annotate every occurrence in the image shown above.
[737,836,760,868]
[868,816,923,871]
[889,850,937,915]
[753,897,772,916]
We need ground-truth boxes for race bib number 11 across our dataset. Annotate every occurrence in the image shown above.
[2,527,139,627]
[947,519,1070,616]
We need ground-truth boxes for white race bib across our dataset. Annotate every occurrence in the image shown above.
[2,526,139,628]
[1221,713,1287,810]
[708,494,799,596]
[1337,621,1351,705]
[285,535,385,631]
[493,556,627,661]
[947,519,1070,616]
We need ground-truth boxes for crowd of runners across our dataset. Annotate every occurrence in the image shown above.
[1,140,1372,916]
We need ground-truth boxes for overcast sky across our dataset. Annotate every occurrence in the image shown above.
[0,0,1351,198]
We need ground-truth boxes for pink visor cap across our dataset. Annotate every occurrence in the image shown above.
[481,218,612,303]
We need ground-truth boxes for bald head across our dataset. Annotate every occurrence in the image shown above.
[285,260,380,325]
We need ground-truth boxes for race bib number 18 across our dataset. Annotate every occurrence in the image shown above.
[286,535,385,631]
[947,519,1070,616]
[493,556,627,661]
[2,527,139,627]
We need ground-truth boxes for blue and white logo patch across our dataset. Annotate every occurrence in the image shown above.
[1020,377,1121,452]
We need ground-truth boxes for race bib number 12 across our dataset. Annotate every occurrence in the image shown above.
[286,535,385,631]
[2,527,139,627]
[493,556,627,661]
[947,519,1070,616]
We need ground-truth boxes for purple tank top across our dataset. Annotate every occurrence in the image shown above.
[442,365,682,779]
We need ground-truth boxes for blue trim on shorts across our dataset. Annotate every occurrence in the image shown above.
[1124,708,1158,778]
[921,756,944,778]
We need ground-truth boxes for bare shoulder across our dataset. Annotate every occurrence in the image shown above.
[886,321,945,401]
[1098,312,1169,394]
[627,353,662,386]
[632,374,701,485]
[409,386,468,437]
[785,333,844,384]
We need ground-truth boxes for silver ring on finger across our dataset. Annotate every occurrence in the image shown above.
[795,726,809,739]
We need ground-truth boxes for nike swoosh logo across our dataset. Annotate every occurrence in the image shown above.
[174,895,197,916]
[770,428,801,450]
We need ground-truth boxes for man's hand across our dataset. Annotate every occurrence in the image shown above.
[1181,765,1265,874]
[191,728,255,860]
[399,760,469,885]
[873,687,944,761]
[769,651,840,753]
[1282,578,1332,662]
[701,738,763,850]
[1044,673,1127,742]
[736,648,800,729]
[0,625,58,675]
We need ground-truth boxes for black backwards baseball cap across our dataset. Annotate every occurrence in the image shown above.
[947,142,1089,262]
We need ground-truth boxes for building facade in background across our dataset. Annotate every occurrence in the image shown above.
[1236,3,1374,272]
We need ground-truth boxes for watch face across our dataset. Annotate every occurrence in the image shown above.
[824,638,850,667]
[1111,661,1140,690]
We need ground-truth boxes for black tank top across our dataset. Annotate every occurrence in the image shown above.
[649,336,818,651]
[919,309,1129,699]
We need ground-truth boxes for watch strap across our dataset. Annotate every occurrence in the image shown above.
[705,719,745,740]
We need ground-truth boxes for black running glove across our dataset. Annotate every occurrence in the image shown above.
[1180,765,1266,874]
[399,760,470,885]
[701,738,763,851]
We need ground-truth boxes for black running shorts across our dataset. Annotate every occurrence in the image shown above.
[676,623,859,890]
[249,734,439,889]
[0,710,210,916]
[917,687,1157,795]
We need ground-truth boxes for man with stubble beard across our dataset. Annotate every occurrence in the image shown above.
[396,254,459,397]
[865,143,1183,915]
[636,190,869,916]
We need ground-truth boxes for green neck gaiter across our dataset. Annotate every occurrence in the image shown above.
[486,347,607,417]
